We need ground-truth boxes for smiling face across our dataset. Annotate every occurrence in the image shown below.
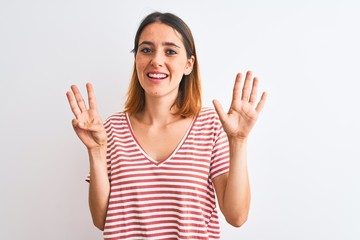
[135,22,194,100]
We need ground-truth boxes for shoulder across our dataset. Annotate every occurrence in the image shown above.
[196,107,221,124]
[104,111,128,129]
[193,107,223,135]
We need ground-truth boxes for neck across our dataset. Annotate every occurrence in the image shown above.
[135,94,181,127]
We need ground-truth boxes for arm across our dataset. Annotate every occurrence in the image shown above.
[212,139,250,227]
[88,147,110,230]
[212,71,266,227]
[66,83,110,230]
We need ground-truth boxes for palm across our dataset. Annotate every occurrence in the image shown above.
[213,71,267,140]
[75,109,106,148]
[66,83,107,150]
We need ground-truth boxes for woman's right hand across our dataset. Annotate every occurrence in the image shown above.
[66,83,107,150]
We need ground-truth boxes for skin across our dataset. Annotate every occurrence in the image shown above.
[135,23,194,99]
[212,71,267,227]
[66,22,267,230]
[66,83,109,229]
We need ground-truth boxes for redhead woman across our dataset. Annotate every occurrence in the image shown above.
[66,12,266,240]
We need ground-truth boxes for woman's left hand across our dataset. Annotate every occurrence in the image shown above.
[213,71,267,140]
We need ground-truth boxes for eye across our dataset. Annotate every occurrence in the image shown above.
[166,49,177,55]
[139,47,152,54]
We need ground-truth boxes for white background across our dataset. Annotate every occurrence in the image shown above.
[1,0,359,239]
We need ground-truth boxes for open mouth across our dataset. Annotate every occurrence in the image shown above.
[147,73,168,79]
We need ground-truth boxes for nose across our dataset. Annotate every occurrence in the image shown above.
[150,51,164,67]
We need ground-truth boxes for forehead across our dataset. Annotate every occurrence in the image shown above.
[139,22,184,45]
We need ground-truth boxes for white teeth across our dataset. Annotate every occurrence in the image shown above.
[148,73,167,79]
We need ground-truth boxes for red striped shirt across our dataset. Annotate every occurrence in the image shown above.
[89,108,229,239]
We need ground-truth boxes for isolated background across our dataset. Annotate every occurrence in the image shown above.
[1,0,359,239]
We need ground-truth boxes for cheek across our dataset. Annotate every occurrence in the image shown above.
[170,60,188,73]
[135,59,146,75]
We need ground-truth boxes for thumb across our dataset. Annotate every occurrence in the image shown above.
[72,119,84,129]
[72,118,104,132]
[212,99,227,123]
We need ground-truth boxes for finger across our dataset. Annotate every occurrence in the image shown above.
[249,77,259,105]
[71,85,87,112]
[72,118,103,132]
[241,71,253,101]
[212,99,227,124]
[66,91,82,118]
[86,83,97,110]
[72,118,82,129]
[71,119,87,132]
[255,92,267,112]
[231,73,243,103]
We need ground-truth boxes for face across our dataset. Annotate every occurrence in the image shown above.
[135,22,194,99]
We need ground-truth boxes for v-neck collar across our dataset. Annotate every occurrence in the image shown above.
[125,112,198,166]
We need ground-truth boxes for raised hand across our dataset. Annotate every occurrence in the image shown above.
[66,83,107,150]
[213,71,267,140]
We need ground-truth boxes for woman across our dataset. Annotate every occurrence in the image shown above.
[66,12,266,240]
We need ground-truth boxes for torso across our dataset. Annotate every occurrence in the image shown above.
[101,108,230,239]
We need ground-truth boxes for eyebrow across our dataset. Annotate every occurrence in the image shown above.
[139,41,181,48]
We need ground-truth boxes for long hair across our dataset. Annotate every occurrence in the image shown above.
[124,12,201,118]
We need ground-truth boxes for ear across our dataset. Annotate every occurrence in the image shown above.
[184,56,195,75]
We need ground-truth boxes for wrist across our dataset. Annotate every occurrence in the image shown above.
[87,142,107,153]
[228,136,248,145]
[88,145,107,162]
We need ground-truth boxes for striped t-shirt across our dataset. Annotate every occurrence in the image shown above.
[91,108,230,239]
